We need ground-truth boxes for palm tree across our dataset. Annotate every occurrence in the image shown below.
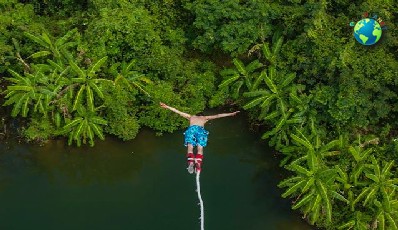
[110,59,152,96]
[248,33,284,67]
[2,69,54,117]
[352,157,398,211]
[279,151,342,225]
[242,66,306,148]
[279,130,346,225]
[338,211,371,230]
[218,58,263,99]
[62,106,107,147]
[243,66,299,117]
[24,29,78,62]
[373,189,398,230]
[68,56,113,112]
[261,34,284,67]
[290,129,341,162]
[348,145,373,186]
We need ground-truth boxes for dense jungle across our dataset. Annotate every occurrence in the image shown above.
[1,0,398,229]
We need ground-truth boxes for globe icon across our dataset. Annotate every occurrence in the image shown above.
[353,18,382,45]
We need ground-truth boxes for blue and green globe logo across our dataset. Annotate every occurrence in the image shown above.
[353,18,382,45]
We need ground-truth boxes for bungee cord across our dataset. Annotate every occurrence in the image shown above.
[195,170,204,230]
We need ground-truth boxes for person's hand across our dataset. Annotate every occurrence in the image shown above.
[160,102,168,109]
[231,111,240,116]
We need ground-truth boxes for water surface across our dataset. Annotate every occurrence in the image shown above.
[0,115,312,230]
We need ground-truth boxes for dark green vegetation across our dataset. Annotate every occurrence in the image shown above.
[1,0,398,229]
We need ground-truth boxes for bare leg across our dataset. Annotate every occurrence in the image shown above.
[197,145,204,155]
[187,144,194,154]
[186,144,195,174]
[195,145,204,172]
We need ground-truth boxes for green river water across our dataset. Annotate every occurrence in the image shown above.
[0,114,313,230]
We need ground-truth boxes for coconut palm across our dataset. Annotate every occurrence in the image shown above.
[373,189,398,230]
[352,157,398,210]
[243,66,300,118]
[279,130,346,225]
[24,29,78,62]
[62,105,107,147]
[110,59,152,96]
[290,129,341,163]
[348,145,373,186]
[218,58,263,99]
[338,211,371,230]
[2,69,56,117]
[262,34,284,67]
[68,56,113,112]
[242,66,306,148]
[279,151,342,225]
[248,33,284,67]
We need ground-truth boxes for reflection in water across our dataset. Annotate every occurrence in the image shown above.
[0,113,313,230]
[30,139,145,186]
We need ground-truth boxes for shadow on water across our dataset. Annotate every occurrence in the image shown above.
[0,112,314,230]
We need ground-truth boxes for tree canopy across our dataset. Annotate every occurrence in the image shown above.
[1,0,398,228]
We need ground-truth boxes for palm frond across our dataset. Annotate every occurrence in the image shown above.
[281,180,306,198]
[281,72,296,88]
[243,96,267,110]
[245,59,263,73]
[55,28,77,47]
[63,117,83,130]
[28,51,52,59]
[232,58,246,76]
[86,85,94,112]
[317,180,332,222]
[24,32,49,48]
[90,123,105,140]
[219,75,239,88]
[272,36,284,56]
[72,85,86,111]
[88,56,108,77]
[69,61,86,79]
[262,43,272,60]
[292,191,314,210]
[264,76,278,94]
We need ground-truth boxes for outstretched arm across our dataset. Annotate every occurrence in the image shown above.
[205,111,240,121]
[160,102,191,119]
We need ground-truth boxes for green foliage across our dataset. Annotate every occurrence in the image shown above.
[23,116,56,143]
[2,69,57,117]
[219,58,263,99]
[68,56,112,112]
[183,0,275,55]
[106,111,140,141]
[279,149,339,225]
[242,66,308,149]
[278,129,347,226]
[24,0,88,17]
[3,29,114,147]
[63,106,107,147]
[0,0,42,73]
[110,59,152,97]
[260,33,284,67]
[137,81,192,133]
[338,211,371,230]
[215,2,398,227]
[83,5,162,67]
[352,156,398,208]
[1,1,398,229]
[103,79,140,141]
[24,28,78,62]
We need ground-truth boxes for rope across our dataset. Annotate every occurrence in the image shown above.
[196,171,205,230]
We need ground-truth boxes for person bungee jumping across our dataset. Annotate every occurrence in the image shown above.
[159,102,239,173]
